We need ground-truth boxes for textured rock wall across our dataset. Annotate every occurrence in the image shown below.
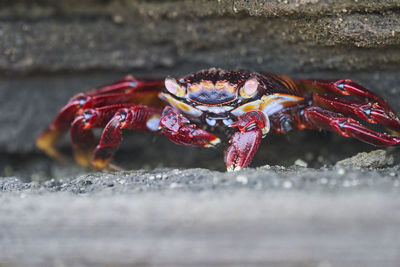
[0,0,399,156]
[1,0,400,73]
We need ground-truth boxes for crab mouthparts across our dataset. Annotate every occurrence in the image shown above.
[189,89,236,105]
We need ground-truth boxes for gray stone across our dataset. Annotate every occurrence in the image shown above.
[335,149,395,169]
[1,1,400,73]
[1,149,400,266]
[2,189,400,267]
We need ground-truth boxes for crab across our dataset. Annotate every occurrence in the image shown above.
[37,68,400,171]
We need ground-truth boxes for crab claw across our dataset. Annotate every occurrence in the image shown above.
[225,128,263,171]
[225,110,268,171]
[160,106,221,147]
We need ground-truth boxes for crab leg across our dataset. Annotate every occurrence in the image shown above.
[312,94,400,133]
[296,79,396,114]
[271,102,400,146]
[36,77,164,161]
[36,97,83,160]
[84,76,164,96]
[70,104,136,167]
[301,107,400,146]
[159,106,221,148]
[91,106,162,169]
[225,110,270,171]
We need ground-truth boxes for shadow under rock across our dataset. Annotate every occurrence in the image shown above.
[0,129,380,182]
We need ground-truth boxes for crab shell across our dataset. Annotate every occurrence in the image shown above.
[159,68,304,135]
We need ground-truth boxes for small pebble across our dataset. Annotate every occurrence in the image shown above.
[236,175,248,185]
[294,159,308,168]
[113,15,123,24]
[337,168,345,175]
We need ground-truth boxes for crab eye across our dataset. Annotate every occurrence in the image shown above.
[165,77,186,97]
[165,77,179,94]
[240,77,259,98]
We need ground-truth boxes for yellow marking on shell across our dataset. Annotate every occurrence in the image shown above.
[231,100,261,116]
[159,92,202,117]
[226,84,237,94]
[262,115,271,136]
[239,88,248,98]
[201,80,214,91]
[177,102,191,112]
[214,81,236,93]
[188,83,202,93]
[176,87,186,97]
[215,81,226,91]
[260,94,304,116]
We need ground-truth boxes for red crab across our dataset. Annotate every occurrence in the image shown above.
[37,68,400,171]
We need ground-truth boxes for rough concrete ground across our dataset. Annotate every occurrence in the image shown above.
[1,150,400,267]
[1,191,400,267]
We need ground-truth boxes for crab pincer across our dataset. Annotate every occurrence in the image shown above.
[160,106,221,147]
[225,110,270,171]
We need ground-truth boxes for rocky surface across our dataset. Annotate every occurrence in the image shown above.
[2,150,400,194]
[1,150,400,267]
[1,0,400,73]
[2,190,400,267]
